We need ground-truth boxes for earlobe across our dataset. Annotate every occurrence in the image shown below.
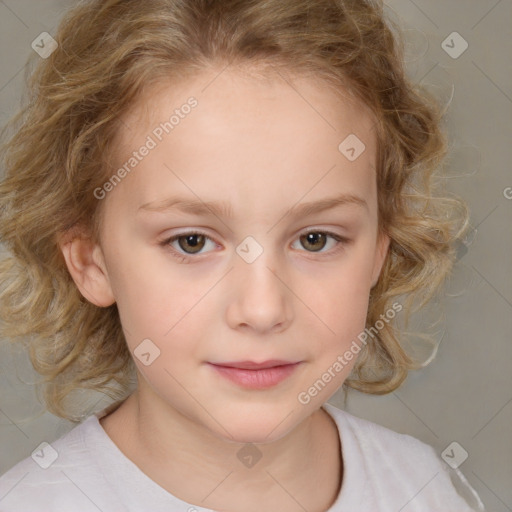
[58,230,116,307]
[371,231,391,288]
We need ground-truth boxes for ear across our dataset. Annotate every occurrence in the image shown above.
[370,230,390,288]
[58,228,115,307]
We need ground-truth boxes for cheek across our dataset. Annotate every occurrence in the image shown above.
[298,248,375,336]
[113,271,206,343]
[295,262,373,407]
[309,280,369,367]
[106,254,217,374]
[297,244,376,385]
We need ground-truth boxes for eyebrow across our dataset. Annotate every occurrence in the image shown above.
[138,193,368,219]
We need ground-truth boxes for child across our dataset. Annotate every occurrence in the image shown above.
[0,0,485,510]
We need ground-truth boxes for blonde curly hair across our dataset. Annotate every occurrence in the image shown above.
[0,0,468,421]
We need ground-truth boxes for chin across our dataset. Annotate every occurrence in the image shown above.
[205,406,305,445]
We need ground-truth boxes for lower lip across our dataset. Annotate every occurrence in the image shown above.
[208,363,301,389]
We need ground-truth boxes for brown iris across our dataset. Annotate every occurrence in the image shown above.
[299,232,327,252]
[178,234,206,254]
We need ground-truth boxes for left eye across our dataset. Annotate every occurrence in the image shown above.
[291,231,342,252]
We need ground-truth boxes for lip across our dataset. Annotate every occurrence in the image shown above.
[211,359,298,370]
[207,360,302,389]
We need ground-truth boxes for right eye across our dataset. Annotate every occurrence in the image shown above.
[160,231,219,258]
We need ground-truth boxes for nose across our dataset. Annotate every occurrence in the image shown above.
[225,249,293,335]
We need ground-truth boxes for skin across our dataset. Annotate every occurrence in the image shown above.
[60,65,390,512]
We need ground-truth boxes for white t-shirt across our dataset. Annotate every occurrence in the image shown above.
[0,402,485,511]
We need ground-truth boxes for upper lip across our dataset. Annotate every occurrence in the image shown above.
[209,360,300,370]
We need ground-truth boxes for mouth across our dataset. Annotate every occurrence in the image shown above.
[207,360,302,389]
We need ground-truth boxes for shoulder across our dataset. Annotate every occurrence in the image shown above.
[0,415,111,512]
[322,402,484,511]
[324,401,438,460]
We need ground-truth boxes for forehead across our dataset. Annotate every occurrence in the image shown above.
[117,64,375,154]
[106,66,378,220]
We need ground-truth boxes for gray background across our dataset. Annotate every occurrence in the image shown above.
[0,1,510,510]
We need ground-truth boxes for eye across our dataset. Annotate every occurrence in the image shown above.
[161,231,218,256]
[160,228,348,263]
[291,230,347,253]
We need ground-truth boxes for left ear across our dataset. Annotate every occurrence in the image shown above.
[370,231,390,288]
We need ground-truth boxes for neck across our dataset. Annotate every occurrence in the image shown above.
[100,386,342,512]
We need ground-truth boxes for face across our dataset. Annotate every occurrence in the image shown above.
[73,67,389,443]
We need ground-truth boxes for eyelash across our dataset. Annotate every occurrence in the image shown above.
[159,229,350,264]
